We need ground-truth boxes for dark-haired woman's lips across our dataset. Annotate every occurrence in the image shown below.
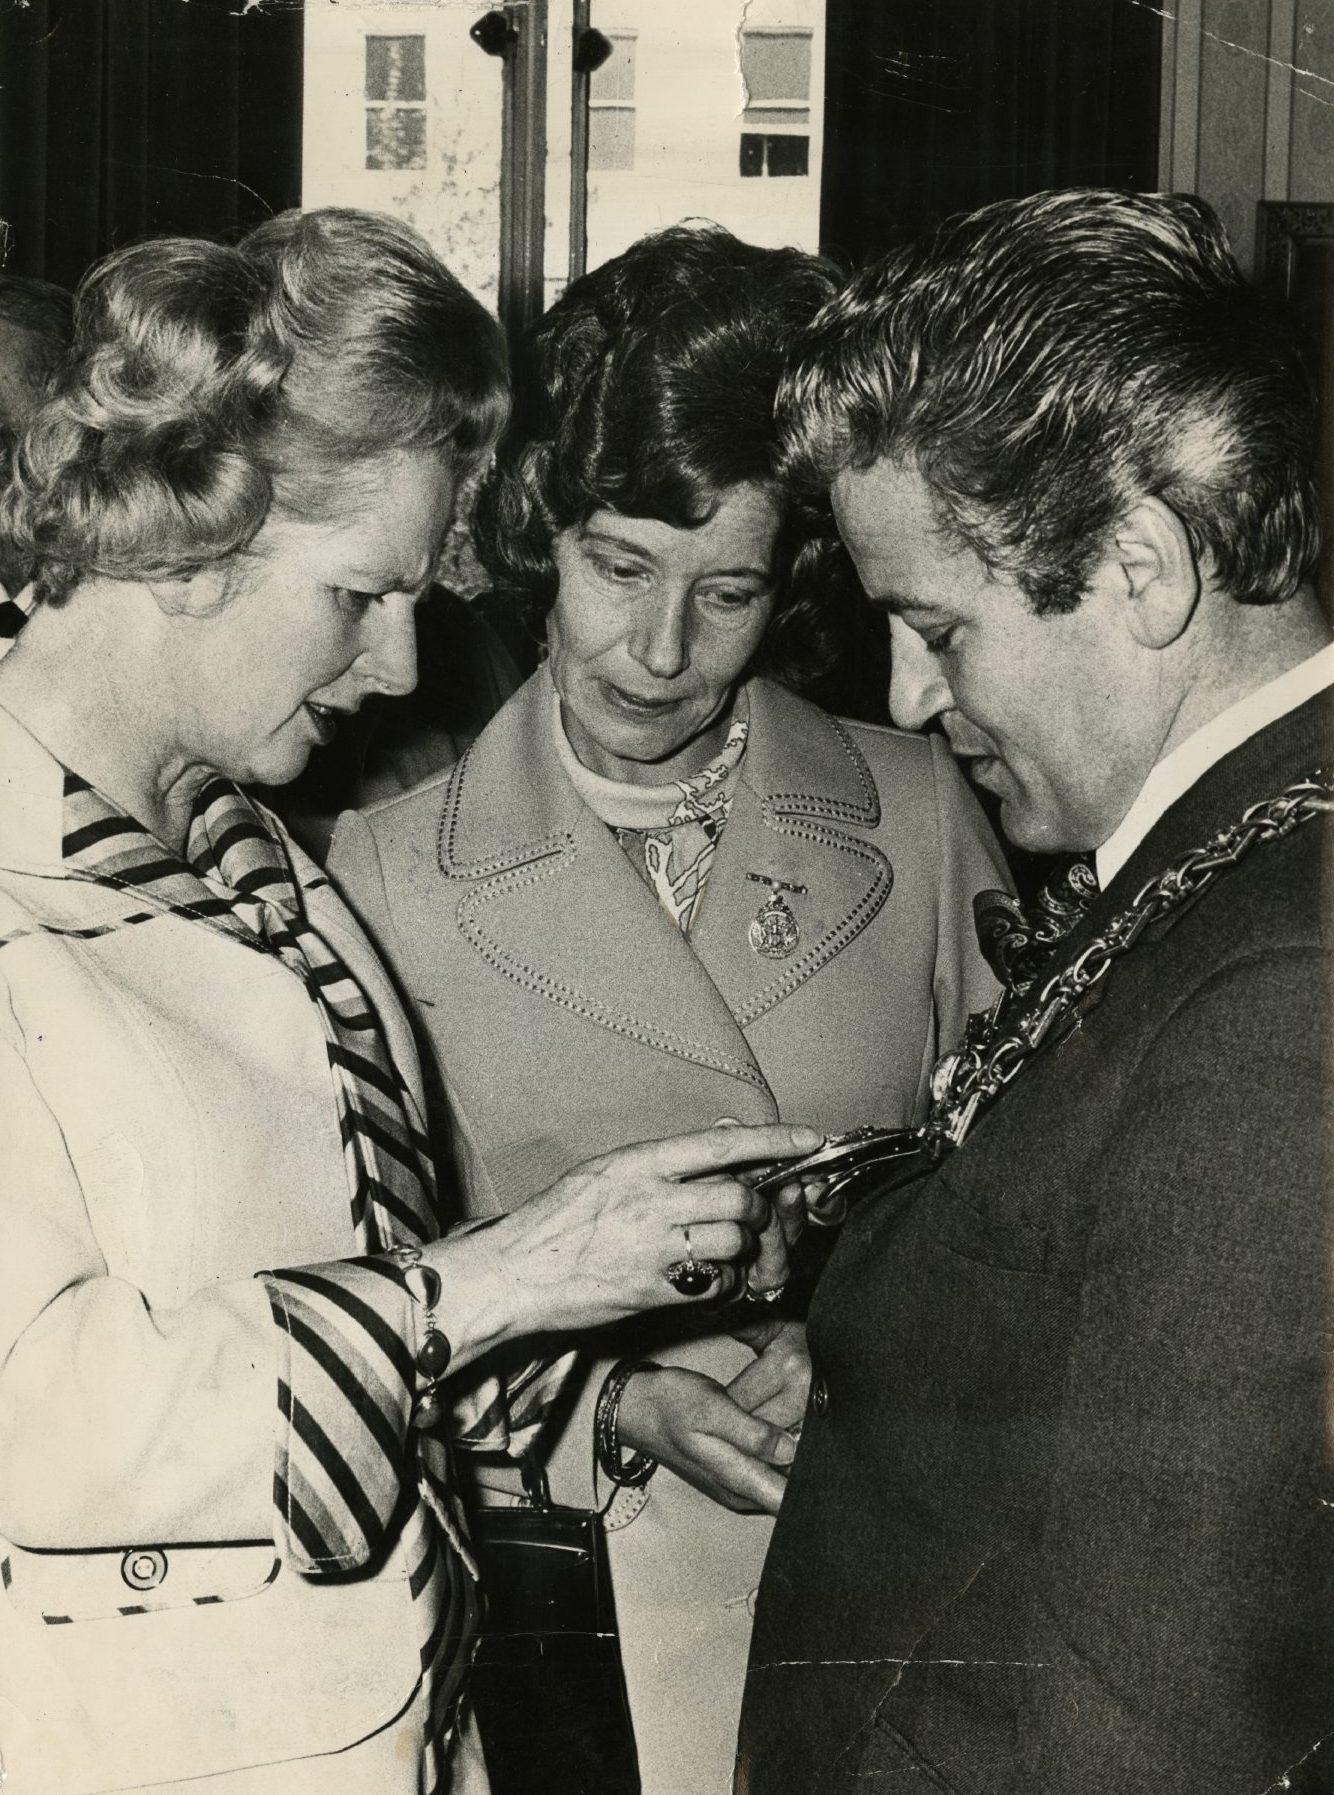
[600,682,681,718]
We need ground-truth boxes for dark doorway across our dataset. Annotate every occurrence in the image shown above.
[0,0,303,289]
[820,0,1162,269]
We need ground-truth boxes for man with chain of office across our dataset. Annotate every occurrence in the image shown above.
[736,189,1334,1795]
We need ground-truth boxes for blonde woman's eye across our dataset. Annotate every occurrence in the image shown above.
[337,587,386,612]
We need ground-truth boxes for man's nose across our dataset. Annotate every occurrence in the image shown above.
[363,595,420,698]
[887,618,952,731]
[629,590,690,680]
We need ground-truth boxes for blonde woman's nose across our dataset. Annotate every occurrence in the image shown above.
[364,595,420,698]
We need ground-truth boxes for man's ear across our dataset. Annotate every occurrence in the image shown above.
[1095,497,1200,650]
[144,562,233,619]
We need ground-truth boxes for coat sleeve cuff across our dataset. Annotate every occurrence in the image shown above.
[258,1257,418,1574]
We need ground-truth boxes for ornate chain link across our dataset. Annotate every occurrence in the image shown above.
[926,771,1334,1154]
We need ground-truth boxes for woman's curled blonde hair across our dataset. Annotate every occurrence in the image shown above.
[3,208,509,604]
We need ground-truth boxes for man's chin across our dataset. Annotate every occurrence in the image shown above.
[996,797,1091,857]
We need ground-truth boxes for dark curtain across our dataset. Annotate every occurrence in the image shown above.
[0,0,303,290]
[820,0,1161,268]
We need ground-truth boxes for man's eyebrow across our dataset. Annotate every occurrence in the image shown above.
[873,589,939,616]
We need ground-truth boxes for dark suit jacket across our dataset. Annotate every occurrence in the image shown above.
[737,691,1334,1795]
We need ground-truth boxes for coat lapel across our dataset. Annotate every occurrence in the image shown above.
[689,680,895,1026]
[437,669,771,1091]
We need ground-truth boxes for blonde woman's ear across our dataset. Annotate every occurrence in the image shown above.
[145,563,233,619]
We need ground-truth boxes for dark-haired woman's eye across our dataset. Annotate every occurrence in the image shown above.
[700,585,765,617]
[589,554,648,586]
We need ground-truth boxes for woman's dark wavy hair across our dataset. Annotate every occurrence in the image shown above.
[473,223,850,689]
[3,208,508,605]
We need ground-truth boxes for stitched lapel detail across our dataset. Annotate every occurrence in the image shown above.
[437,669,769,1089]
[689,682,894,1027]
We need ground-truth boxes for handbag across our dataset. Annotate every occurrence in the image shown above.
[467,1455,641,1795]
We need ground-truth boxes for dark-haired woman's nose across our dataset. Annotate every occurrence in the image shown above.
[629,590,691,681]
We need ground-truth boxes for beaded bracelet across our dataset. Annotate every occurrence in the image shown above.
[383,1242,452,1431]
[594,1358,660,1488]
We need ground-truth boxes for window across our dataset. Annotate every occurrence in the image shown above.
[740,133,810,179]
[588,29,636,172]
[738,26,811,178]
[365,35,426,171]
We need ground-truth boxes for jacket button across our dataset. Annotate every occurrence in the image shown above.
[811,1376,830,1417]
[121,1548,168,1592]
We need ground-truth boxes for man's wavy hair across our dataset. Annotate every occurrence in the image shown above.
[778,188,1320,614]
[473,223,851,689]
[3,208,508,605]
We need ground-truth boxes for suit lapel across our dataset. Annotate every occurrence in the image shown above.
[438,669,770,1091]
[689,680,895,1027]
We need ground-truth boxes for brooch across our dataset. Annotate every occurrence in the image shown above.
[747,873,806,960]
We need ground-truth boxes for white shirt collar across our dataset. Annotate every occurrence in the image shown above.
[1095,640,1334,888]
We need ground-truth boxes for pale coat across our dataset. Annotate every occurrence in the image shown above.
[330,670,1008,1795]
[0,704,458,1795]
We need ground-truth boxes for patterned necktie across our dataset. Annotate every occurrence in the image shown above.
[972,855,1101,994]
[60,770,476,1791]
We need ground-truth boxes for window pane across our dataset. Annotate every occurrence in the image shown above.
[740,31,811,104]
[739,133,765,178]
[365,35,426,104]
[590,31,637,105]
[590,106,636,171]
[366,106,426,170]
[765,133,809,177]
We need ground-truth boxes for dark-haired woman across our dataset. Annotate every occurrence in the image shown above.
[330,223,1008,1793]
[0,210,821,1795]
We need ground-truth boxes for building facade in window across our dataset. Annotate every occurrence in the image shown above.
[364,35,427,171]
[739,25,812,178]
[588,30,637,172]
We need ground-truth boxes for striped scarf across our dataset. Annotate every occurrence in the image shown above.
[59,769,477,1792]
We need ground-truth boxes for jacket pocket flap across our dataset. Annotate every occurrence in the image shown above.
[1,1538,278,1623]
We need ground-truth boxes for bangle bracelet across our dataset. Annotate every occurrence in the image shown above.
[383,1242,452,1431]
[594,1358,660,1488]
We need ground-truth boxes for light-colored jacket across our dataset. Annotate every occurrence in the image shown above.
[0,705,440,1795]
[330,670,1008,1795]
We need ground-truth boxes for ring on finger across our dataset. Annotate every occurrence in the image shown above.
[665,1224,722,1298]
[740,1274,788,1306]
